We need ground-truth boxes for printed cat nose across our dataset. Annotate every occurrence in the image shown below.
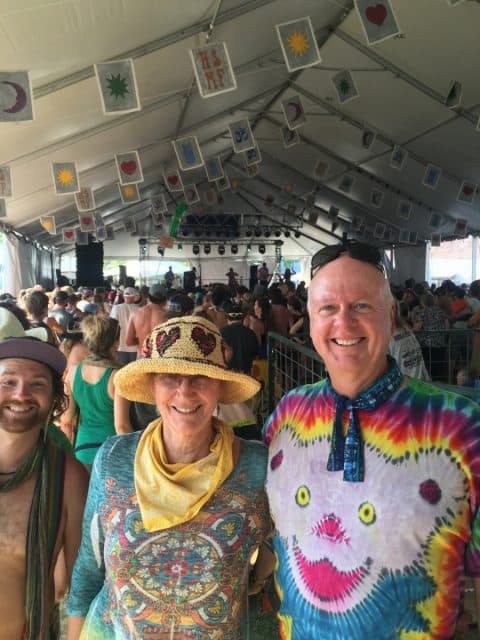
[313,513,349,545]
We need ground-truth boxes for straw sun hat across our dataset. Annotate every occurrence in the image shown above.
[114,315,260,404]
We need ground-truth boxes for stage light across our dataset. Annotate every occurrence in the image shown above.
[194,229,201,237]
[231,244,238,255]
[254,228,262,237]
[177,243,183,251]
[294,231,301,238]
[157,246,164,256]
[264,228,271,238]
[204,244,211,255]
[218,245,225,255]
[284,230,290,238]
[259,244,266,254]
[246,227,253,238]
[138,238,147,246]
[192,244,200,255]
[182,227,189,237]
[274,229,282,237]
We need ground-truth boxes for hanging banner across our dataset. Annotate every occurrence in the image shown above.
[115,150,143,185]
[205,157,224,181]
[40,216,56,235]
[169,202,187,238]
[422,164,442,190]
[52,162,80,195]
[0,165,12,197]
[183,184,200,205]
[189,42,237,98]
[124,218,137,233]
[95,226,107,241]
[95,59,141,115]
[163,167,183,192]
[390,146,408,170]
[0,71,34,122]
[151,193,168,214]
[281,95,306,130]
[275,16,321,72]
[331,70,359,104]
[76,230,89,245]
[281,125,300,148]
[105,227,115,241]
[173,135,204,171]
[75,187,96,212]
[370,188,385,208]
[457,181,477,205]
[119,183,140,204]
[397,200,412,219]
[244,146,262,166]
[79,214,96,233]
[228,118,256,153]
[62,228,75,243]
[354,1,401,46]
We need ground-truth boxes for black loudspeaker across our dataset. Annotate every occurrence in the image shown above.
[119,265,127,285]
[249,265,258,292]
[76,241,104,287]
[183,271,196,292]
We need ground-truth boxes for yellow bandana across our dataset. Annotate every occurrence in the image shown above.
[134,417,234,531]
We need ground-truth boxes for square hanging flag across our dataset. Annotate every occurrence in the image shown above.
[79,214,96,233]
[390,145,408,170]
[445,80,462,108]
[151,193,168,214]
[313,159,329,179]
[281,95,306,130]
[431,233,441,247]
[374,222,386,239]
[339,175,354,193]
[244,146,262,166]
[228,118,256,153]
[76,230,89,245]
[370,188,384,208]
[332,70,359,104]
[0,165,12,197]
[172,136,204,171]
[52,162,80,195]
[429,212,442,228]
[75,187,96,212]
[281,126,300,148]
[204,188,218,206]
[119,183,140,204]
[115,151,143,185]
[95,59,141,115]
[163,167,183,192]
[354,1,401,46]
[105,226,115,241]
[399,229,410,243]
[215,174,231,192]
[397,200,412,219]
[205,157,224,181]
[457,181,477,205]
[454,218,468,237]
[95,226,107,242]
[245,163,260,177]
[422,164,442,190]
[276,16,321,72]
[183,184,200,206]
[152,212,164,228]
[62,228,75,243]
[124,218,137,233]
[190,42,237,99]
[94,212,104,228]
[40,216,56,235]
[362,129,376,149]
[0,71,34,122]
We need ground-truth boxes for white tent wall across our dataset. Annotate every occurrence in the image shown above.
[390,245,427,287]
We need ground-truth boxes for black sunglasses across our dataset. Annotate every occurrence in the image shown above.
[310,241,384,279]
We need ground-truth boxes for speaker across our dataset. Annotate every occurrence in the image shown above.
[76,241,104,287]
[249,264,258,292]
[119,265,127,285]
[183,270,196,292]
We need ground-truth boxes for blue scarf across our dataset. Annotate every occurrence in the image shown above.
[326,357,403,482]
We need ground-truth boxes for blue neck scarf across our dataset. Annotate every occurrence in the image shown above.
[326,357,403,482]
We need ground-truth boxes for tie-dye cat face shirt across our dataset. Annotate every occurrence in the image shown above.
[264,378,480,640]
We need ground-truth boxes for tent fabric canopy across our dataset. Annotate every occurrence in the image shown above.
[1,0,479,256]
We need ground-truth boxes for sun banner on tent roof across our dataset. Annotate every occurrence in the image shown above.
[52,162,80,195]
[0,71,34,122]
[275,16,321,73]
[119,183,140,204]
[40,216,56,235]
[95,59,141,115]
[457,181,477,205]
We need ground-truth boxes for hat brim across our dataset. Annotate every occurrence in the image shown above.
[0,338,66,375]
[114,357,260,405]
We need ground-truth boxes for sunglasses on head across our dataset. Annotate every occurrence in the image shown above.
[310,241,385,279]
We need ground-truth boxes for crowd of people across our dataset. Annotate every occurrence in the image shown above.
[0,248,479,639]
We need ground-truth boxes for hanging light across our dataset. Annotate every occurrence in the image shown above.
[204,244,211,255]
[192,244,200,255]
[259,244,266,254]
[231,244,238,254]
[218,245,225,255]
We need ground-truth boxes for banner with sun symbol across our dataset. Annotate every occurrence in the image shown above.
[52,162,80,195]
[95,59,141,115]
[115,150,143,185]
[119,182,140,204]
[331,69,359,104]
[0,165,12,197]
[0,71,34,122]
[74,187,96,212]
[275,17,321,73]
[40,216,56,235]
[189,42,237,98]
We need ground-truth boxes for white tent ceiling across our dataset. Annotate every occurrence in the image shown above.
[1,0,480,256]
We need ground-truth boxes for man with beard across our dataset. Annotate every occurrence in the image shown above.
[0,310,88,640]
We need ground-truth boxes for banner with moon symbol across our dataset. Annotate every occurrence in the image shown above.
[163,167,183,192]
[205,157,224,181]
[172,135,204,171]
[281,125,300,148]
[190,42,237,99]
[62,228,75,243]
[95,59,141,115]
[119,183,140,204]
[115,150,143,185]
[275,17,321,73]
[0,165,12,197]
[183,184,200,206]
[228,118,256,153]
[281,95,306,130]
[354,0,401,46]
[52,162,80,195]
[40,216,56,235]
[0,71,34,122]
[75,187,96,212]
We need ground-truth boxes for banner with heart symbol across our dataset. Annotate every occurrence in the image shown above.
[115,150,143,185]
[354,1,401,45]
[79,214,96,233]
[163,167,184,192]
[457,180,477,205]
[62,228,75,243]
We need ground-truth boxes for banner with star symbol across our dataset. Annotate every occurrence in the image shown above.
[95,59,141,115]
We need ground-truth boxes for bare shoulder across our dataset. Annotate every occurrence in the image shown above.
[63,453,89,499]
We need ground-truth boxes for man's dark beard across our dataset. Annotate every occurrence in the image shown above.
[0,403,50,433]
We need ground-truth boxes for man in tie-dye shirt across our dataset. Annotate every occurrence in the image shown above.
[264,241,480,639]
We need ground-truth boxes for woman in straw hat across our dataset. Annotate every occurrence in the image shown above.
[67,315,274,639]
